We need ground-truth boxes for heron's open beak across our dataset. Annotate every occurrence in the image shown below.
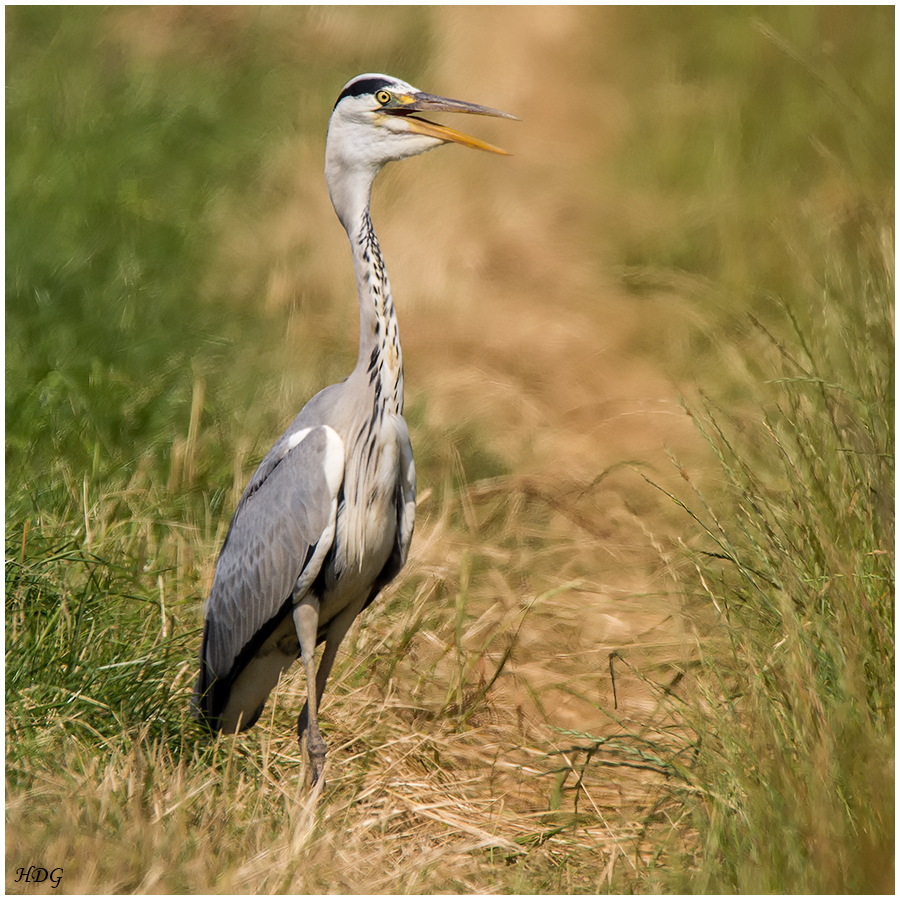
[385,91,518,155]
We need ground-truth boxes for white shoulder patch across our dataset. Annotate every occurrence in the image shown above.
[320,425,345,496]
[287,427,312,450]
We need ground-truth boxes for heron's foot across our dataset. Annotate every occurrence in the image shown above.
[298,709,327,787]
[305,732,327,787]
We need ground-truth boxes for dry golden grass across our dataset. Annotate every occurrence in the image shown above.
[11,6,890,893]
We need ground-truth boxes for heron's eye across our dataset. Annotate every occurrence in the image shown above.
[375,90,392,106]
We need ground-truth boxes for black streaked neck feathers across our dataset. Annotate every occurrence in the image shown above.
[351,207,404,419]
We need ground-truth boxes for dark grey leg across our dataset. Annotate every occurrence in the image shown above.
[292,599,326,785]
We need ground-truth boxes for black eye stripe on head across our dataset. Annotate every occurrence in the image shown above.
[334,77,396,109]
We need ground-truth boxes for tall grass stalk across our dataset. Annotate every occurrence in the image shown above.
[667,214,894,892]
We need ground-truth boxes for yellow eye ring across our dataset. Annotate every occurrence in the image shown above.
[375,90,392,106]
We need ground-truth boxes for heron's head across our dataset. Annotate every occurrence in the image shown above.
[325,73,517,226]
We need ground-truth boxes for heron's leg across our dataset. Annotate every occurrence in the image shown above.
[297,596,367,742]
[292,597,326,785]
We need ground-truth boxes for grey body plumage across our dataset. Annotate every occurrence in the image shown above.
[194,73,515,784]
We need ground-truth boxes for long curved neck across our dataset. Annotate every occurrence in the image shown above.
[339,181,404,418]
[326,127,406,416]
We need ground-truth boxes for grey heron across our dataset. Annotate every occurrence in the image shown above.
[193,73,516,785]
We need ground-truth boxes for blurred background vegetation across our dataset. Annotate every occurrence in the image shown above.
[6,6,893,893]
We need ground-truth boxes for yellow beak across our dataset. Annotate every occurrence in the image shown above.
[385,91,518,156]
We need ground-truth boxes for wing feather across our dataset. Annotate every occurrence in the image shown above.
[194,425,344,725]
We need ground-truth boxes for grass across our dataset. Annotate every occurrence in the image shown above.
[636,215,893,892]
[6,7,893,893]
[597,10,894,890]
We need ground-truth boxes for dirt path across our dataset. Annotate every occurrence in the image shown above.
[396,5,705,723]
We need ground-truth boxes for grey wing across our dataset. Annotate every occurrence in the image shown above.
[194,424,344,727]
